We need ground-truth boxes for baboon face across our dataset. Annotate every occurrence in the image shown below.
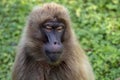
[40,18,65,64]
[27,3,71,65]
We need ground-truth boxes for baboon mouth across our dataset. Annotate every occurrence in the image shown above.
[46,52,62,64]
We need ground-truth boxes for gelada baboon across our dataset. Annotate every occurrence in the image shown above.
[12,2,94,80]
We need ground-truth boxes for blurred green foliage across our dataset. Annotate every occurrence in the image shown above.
[0,0,120,80]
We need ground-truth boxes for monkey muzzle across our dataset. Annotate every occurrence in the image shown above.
[44,43,63,64]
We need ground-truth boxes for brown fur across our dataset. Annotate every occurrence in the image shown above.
[12,3,94,80]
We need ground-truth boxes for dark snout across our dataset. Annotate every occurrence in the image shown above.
[43,29,64,64]
[44,42,63,64]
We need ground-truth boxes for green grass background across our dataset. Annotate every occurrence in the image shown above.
[0,0,120,80]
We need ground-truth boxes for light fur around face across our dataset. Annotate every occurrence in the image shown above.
[12,2,95,80]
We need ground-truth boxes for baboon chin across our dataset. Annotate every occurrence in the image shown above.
[12,2,95,80]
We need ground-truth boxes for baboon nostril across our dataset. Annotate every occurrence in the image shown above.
[54,42,57,45]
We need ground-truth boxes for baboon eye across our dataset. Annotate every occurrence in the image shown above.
[56,26,64,32]
[45,26,52,32]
